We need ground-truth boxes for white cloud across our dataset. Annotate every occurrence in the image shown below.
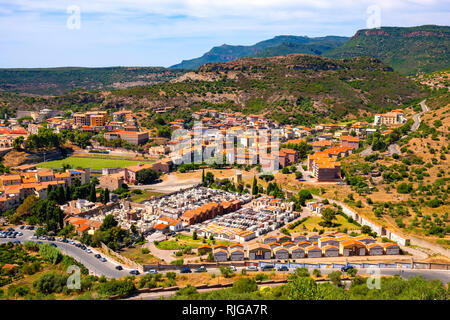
[0,0,448,67]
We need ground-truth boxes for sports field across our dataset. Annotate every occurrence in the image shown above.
[37,156,154,170]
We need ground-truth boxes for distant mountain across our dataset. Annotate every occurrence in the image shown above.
[170,35,349,70]
[325,25,450,75]
[0,67,185,95]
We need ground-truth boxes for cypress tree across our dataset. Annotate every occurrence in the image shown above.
[252,176,258,195]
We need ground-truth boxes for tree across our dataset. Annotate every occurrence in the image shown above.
[88,184,97,203]
[12,136,24,150]
[136,169,160,185]
[232,278,257,294]
[33,272,68,294]
[202,169,206,187]
[100,215,118,231]
[102,188,110,204]
[328,271,343,287]
[321,208,337,227]
[219,266,235,278]
[252,176,258,195]
[16,195,38,217]
[192,231,198,240]
[288,276,318,300]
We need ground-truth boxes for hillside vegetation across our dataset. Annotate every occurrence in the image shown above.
[1,55,426,127]
[326,25,450,75]
[0,67,185,95]
[170,35,349,70]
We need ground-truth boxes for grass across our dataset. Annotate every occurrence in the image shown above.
[131,190,165,203]
[36,156,154,170]
[156,234,232,250]
[119,245,162,265]
[291,215,361,233]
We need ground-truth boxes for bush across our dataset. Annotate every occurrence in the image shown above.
[232,278,257,293]
[97,278,136,297]
[33,272,68,294]
[39,243,62,265]
[313,269,322,277]
[141,247,150,254]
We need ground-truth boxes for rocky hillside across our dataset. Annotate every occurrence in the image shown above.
[4,54,426,127]
[325,25,450,75]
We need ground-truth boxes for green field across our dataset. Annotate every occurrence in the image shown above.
[156,234,232,250]
[37,156,154,170]
[291,215,361,233]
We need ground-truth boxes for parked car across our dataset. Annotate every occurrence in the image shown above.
[245,266,258,272]
[27,226,34,230]
[129,269,140,275]
[277,265,289,272]
[50,243,57,247]
[80,245,87,250]
[12,240,21,244]
[261,265,274,271]
[62,239,69,243]
[341,265,354,272]
[115,265,123,271]
[99,257,107,262]
[19,226,25,230]
[180,267,192,273]
[86,249,92,254]
[94,254,101,259]
[145,269,158,274]
[229,266,237,272]
[48,236,55,241]
[194,266,207,273]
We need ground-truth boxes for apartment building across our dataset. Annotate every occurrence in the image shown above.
[104,130,149,145]
[373,109,405,126]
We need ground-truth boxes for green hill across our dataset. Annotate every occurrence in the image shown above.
[0,66,185,95]
[4,54,425,127]
[170,35,349,70]
[325,25,450,75]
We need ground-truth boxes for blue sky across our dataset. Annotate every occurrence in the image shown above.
[0,0,449,68]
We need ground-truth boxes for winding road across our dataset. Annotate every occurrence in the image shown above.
[0,229,134,278]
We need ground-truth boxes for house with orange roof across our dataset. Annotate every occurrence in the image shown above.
[383,242,400,255]
[339,240,366,256]
[247,243,272,260]
[367,243,384,255]
[305,245,322,258]
[341,136,360,150]
[322,245,339,257]
[290,246,305,259]
[312,140,332,152]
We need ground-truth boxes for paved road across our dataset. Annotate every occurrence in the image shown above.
[411,99,429,132]
[126,267,450,300]
[129,174,200,194]
[0,228,134,278]
[388,143,400,156]
[360,145,373,157]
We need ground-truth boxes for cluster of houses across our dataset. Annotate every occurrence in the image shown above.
[14,109,150,146]
[199,232,400,262]
[307,136,360,182]
[0,164,90,212]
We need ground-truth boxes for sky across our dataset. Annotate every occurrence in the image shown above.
[0,0,449,68]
